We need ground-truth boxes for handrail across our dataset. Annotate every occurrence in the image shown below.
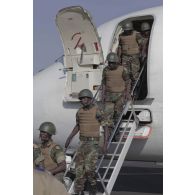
[91,84,102,104]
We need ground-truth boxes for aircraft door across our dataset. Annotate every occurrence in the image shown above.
[56,6,104,101]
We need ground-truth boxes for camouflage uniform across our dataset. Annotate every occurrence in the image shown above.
[74,104,106,194]
[102,65,130,127]
[118,31,142,88]
[38,140,66,183]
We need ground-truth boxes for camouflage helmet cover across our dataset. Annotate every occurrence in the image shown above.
[123,22,133,31]
[106,52,119,63]
[38,122,56,135]
[78,89,93,100]
[141,22,150,31]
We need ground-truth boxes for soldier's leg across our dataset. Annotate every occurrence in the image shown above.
[122,54,131,74]
[74,143,86,194]
[130,54,140,87]
[112,94,125,141]
[130,54,140,98]
[104,101,115,137]
[85,142,99,195]
[113,94,125,124]
[122,55,134,94]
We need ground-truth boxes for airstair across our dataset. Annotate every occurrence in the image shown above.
[64,61,150,195]
[95,100,138,195]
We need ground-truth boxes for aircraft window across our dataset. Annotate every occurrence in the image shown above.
[111,16,154,100]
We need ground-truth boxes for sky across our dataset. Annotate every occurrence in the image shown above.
[33,0,163,74]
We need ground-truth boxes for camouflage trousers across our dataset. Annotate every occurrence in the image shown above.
[121,54,140,86]
[74,140,99,193]
[104,92,125,133]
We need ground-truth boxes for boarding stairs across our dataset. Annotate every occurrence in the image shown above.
[95,100,138,195]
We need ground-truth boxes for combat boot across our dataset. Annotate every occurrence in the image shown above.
[88,184,97,195]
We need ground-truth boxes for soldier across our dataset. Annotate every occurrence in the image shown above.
[36,122,66,183]
[117,22,142,90]
[64,89,108,195]
[101,52,131,136]
[34,169,70,195]
[139,22,151,63]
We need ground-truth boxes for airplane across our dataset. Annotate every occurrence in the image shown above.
[33,6,163,167]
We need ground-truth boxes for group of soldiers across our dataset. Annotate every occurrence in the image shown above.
[33,21,151,195]
[118,21,151,88]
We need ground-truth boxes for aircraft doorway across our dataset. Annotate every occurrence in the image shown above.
[110,16,154,100]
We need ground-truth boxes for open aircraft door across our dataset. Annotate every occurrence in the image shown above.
[56,6,104,102]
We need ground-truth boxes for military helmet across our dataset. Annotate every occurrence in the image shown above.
[78,89,93,100]
[106,52,119,63]
[141,22,150,31]
[123,22,133,31]
[38,122,56,135]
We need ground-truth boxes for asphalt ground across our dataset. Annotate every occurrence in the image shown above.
[111,192,162,195]
[96,166,163,195]
[112,166,163,193]
[68,164,163,195]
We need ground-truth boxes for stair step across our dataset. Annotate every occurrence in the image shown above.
[105,153,120,157]
[100,166,115,169]
[97,179,109,183]
[111,142,125,144]
[119,129,130,133]
[120,123,133,128]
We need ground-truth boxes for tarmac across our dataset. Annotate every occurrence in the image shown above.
[112,193,161,195]
[86,165,163,195]
[112,166,163,194]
